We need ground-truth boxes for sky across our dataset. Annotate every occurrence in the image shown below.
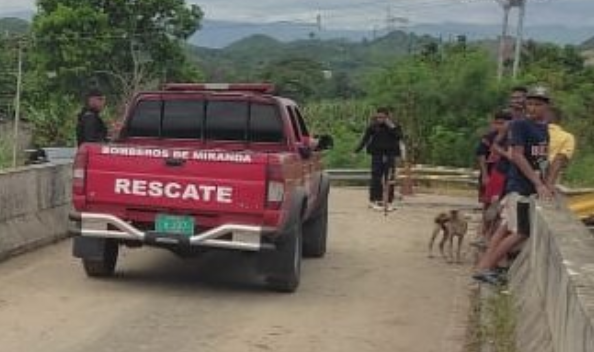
[1,0,594,29]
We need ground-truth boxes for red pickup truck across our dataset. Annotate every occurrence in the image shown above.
[70,83,333,292]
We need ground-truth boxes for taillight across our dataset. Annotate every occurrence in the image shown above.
[73,146,89,196]
[266,162,285,209]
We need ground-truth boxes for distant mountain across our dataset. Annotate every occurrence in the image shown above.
[410,22,594,46]
[187,31,440,83]
[581,36,594,50]
[0,10,34,21]
[2,9,592,47]
[0,17,30,35]
[191,20,369,49]
[191,19,594,49]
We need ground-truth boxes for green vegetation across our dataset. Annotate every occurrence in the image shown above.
[467,289,518,352]
[0,136,11,169]
[482,292,518,352]
[0,1,593,186]
[303,100,375,169]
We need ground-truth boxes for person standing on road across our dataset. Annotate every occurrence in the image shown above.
[353,107,404,211]
[76,89,108,146]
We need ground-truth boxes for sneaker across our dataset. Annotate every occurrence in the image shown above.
[371,202,384,211]
[494,266,509,274]
[472,270,504,286]
[386,203,396,212]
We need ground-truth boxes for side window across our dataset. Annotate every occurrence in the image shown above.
[205,101,249,141]
[294,107,310,137]
[286,106,302,141]
[162,100,204,139]
[127,100,161,137]
[250,104,285,143]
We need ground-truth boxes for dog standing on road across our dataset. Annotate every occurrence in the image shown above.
[428,210,468,263]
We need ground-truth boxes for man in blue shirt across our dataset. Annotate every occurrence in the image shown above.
[473,86,553,285]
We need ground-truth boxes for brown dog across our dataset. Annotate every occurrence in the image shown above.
[428,210,468,263]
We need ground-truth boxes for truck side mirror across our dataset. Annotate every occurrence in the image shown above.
[298,145,313,159]
[315,134,334,151]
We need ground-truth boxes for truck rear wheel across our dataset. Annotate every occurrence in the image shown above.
[265,220,302,293]
[82,239,119,277]
[303,195,329,258]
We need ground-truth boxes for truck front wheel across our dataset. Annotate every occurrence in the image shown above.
[82,239,119,277]
[303,195,328,258]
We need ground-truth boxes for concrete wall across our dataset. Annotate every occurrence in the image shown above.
[0,163,72,261]
[510,201,594,352]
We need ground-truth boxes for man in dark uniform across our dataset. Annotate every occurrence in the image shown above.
[76,89,108,146]
[354,107,404,211]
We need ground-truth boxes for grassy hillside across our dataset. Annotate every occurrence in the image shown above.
[188,30,439,84]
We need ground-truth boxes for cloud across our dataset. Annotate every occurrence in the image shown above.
[0,0,35,12]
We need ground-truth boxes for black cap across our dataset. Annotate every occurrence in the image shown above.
[86,88,105,98]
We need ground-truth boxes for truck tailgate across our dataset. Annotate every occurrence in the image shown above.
[84,145,269,215]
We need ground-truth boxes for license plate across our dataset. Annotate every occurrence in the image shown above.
[155,214,195,237]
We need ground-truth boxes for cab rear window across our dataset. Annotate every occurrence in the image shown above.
[126,99,285,143]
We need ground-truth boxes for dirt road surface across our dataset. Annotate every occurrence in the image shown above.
[0,188,478,352]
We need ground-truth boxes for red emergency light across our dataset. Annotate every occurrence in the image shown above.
[163,83,276,94]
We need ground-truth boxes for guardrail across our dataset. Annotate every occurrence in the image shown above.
[327,166,479,186]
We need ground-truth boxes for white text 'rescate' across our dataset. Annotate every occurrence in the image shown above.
[114,179,233,203]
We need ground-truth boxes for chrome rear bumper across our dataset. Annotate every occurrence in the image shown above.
[69,212,272,252]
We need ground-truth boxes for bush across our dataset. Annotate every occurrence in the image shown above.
[564,152,594,187]
[303,100,374,169]
[0,137,11,169]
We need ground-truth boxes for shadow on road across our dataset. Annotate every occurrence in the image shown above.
[103,250,273,294]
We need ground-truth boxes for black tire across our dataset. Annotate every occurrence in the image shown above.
[303,196,328,258]
[82,239,119,277]
[266,220,303,293]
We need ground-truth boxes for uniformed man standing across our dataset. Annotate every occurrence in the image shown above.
[76,89,108,146]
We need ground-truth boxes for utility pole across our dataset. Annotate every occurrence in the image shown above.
[11,40,23,168]
[494,0,527,80]
[512,0,526,79]
[316,13,322,32]
[496,1,511,80]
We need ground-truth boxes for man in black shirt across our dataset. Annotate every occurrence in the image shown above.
[76,89,108,146]
[354,107,404,211]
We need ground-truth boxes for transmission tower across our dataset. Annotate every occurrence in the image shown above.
[385,6,408,33]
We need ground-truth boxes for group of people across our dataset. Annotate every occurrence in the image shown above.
[473,85,576,285]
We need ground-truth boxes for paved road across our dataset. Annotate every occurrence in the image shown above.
[0,188,478,352]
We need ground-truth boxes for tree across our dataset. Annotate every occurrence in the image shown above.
[31,0,203,102]
[368,47,505,166]
[260,58,326,102]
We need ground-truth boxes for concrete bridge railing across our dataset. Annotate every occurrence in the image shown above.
[510,200,594,352]
[0,162,72,261]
